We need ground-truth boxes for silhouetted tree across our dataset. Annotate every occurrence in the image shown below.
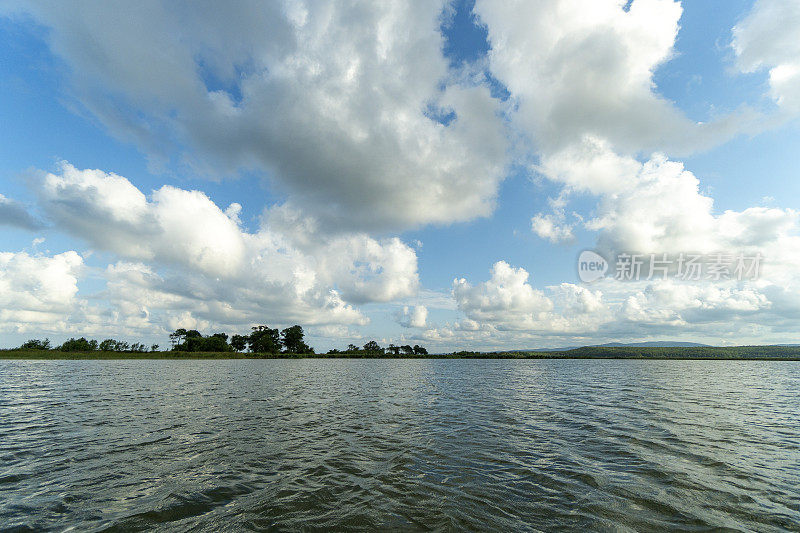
[400,345,413,355]
[169,328,188,349]
[413,345,428,355]
[363,341,383,355]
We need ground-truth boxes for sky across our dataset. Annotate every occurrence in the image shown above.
[1,0,800,351]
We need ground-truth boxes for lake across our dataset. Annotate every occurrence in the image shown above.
[1,359,798,531]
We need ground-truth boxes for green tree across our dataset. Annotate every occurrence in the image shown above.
[281,325,312,354]
[249,326,281,353]
[59,337,95,351]
[19,339,51,350]
[400,345,413,355]
[230,334,247,352]
[413,345,428,355]
[99,339,117,352]
[203,333,232,352]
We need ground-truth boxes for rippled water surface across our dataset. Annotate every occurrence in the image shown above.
[1,359,799,531]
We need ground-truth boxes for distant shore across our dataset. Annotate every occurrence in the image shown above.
[3,346,800,360]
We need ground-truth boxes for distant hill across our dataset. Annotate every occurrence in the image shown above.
[535,341,710,351]
[594,341,711,348]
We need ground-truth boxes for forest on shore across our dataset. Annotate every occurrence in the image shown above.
[7,325,429,357]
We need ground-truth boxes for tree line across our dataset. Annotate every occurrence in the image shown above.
[17,325,429,356]
[18,338,159,352]
[327,341,428,356]
[170,325,314,354]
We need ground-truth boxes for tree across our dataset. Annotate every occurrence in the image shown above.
[363,340,383,355]
[387,344,400,355]
[400,345,413,355]
[151,344,159,352]
[230,334,247,352]
[99,339,114,351]
[172,330,203,351]
[19,339,51,350]
[346,344,359,353]
[203,333,232,352]
[413,345,428,355]
[281,325,312,354]
[169,328,187,349]
[58,337,95,351]
[249,326,281,354]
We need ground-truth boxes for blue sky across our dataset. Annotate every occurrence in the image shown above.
[2,0,800,351]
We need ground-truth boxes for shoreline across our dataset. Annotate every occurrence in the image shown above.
[3,346,800,360]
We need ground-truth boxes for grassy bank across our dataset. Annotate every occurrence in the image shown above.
[3,346,800,360]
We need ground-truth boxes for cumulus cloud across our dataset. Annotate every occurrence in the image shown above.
[38,163,246,276]
[0,251,82,331]
[620,281,770,326]
[531,213,575,243]
[0,194,42,230]
[475,0,747,157]
[439,260,794,349]
[524,137,800,274]
[103,260,368,333]
[4,1,508,231]
[454,261,553,330]
[733,0,800,113]
[397,305,428,328]
[11,162,423,336]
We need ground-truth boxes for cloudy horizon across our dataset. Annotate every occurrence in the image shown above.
[2,0,800,351]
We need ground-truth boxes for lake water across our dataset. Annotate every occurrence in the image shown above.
[1,359,799,531]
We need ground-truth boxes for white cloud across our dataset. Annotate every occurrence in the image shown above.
[36,163,418,307]
[531,138,800,265]
[733,0,800,112]
[397,305,428,328]
[38,162,247,277]
[0,251,83,332]
[531,213,575,243]
[453,261,553,330]
[620,281,770,326]
[6,1,508,231]
[1,162,427,339]
[475,0,745,157]
[437,261,793,350]
[316,235,419,304]
[103,260,368,333]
